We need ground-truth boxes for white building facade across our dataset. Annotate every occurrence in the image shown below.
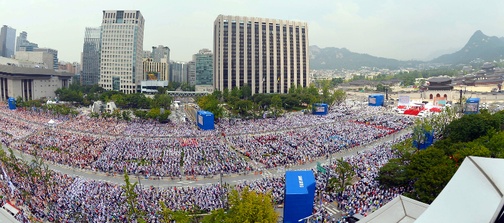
[213,15,309,94]
[99,10,145,94]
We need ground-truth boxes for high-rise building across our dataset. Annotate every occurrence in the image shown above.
[213,15,309,94]
[152,45,170,63]
[33,48,58,70]
[0,25,16,58]
[143,58,169,82]
[81,27,101,85]
[194,49,213,86]
[16,31,38,52]
[15,51,54,69]
[187,61,196,86]
[170,61,188,83]
[99,10,145,93]
[142,50,152,59]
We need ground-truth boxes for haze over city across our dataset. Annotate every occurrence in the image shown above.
[1,0,503,63]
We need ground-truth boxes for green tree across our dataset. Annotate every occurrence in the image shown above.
[122,168,146,222]
[476,130,504,158]
[212,90,223,102]
[157,86,167,95]
[230,87,242,99]
[446,112,499,143]
[327,158,355,193]
[332,89,347,106]
[151,93,172,109]
[330,78,344,87]
[158,202,192,223]
[197,94,224,119]
[122,110,131,121]
[201,209,226,223]
[241,84,252,100]
[223,88,230,102]
[269,95,283,117]
[225,187,278,222]
[235,100,254,117]
[406,147,457,203]
[412,119,433,150]
[133,109,148,119]
[377,158,409,188]
[452,141,491,164]
[147,108,161,119]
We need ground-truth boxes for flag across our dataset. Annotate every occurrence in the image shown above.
[8,181,16,195]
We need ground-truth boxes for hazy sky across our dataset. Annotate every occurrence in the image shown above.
[1,0,503,63]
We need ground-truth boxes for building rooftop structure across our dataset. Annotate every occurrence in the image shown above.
[358,195,429,223]
[416,156,504,223]
[0,64,73,77]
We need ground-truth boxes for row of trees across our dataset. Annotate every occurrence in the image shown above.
[197,82,346,119]
[51,84,173,122]
[55,84,173,110]
[378,109,504,203]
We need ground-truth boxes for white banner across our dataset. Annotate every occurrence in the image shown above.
[399,96,410,105]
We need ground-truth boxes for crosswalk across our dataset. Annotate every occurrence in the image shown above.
[323,204,341,217]
[176,180,195,185]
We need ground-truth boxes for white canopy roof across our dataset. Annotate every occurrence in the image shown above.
[358,195,429,223]
[47,119,55,124]
[415,156,504,223]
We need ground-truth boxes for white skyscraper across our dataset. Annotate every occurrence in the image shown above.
[213,15,309,94]
[99,10,145,93]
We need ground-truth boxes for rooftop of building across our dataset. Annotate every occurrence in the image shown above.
[0,64,73,77]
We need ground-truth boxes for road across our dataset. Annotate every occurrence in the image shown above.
[1,128,411,188]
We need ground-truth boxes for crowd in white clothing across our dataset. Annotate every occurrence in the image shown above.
[0,101,417,222]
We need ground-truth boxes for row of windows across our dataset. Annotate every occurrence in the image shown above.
[102,25,137,30]
[102,35,136,40]
[101,50,134,55]
[103,19,138,24]
[100,78,134,83]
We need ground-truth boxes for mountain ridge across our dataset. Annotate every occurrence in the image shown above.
[310,30,504,70]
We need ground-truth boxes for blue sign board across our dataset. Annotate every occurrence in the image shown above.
[312,103,328,115]
[283,170,316,223]
[465,98,480,114]
[368,94,384,106]
[196,110,215,130]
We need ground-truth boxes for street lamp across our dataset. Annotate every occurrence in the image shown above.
[215,149,225,208]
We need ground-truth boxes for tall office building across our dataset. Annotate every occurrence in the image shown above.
[187,61,196,86]
[81,27,101,85]
[142,50,152,59]
[170,61,188,83]
[99,10,145,93]
[16,31,38,52]
[143,58,169,81]
[152,45,170,63]
[33,48,58,70]
[0,25,16,58]
[213,15,309,94]
[194,49,213,86]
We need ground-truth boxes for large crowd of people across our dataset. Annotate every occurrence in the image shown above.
[0,101,416,222]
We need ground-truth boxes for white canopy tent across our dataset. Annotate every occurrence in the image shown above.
[358,195,429,223]
[415,156,504,223]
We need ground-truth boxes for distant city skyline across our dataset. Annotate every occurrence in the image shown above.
[0,0,503,63]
